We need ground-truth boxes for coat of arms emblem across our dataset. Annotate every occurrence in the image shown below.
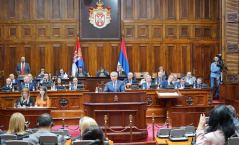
[89,0,111,29]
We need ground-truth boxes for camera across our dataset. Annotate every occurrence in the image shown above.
[215,54,228,72]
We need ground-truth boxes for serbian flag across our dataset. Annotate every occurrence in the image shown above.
[72,37,84,76]
[117,37,129,75]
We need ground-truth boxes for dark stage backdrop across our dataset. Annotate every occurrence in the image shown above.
[80,0,121,41]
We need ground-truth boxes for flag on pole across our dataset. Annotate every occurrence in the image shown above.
[72,37,84,77]
[117,37,129,75]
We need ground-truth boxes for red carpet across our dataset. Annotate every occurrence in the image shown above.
[52,124,170,142]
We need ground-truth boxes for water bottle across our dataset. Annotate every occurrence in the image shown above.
[142,85,145,90]
[53,84,56,91]
[12,86,15,92]
[69,85,71,91]
[95,87,98,93]
[175,85,178,89]
[51,86,53,91]
[193,84,196,89]
[33,86,35,91]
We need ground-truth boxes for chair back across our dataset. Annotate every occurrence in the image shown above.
[57,86,66,91]
[5,140,29,145]
[1,87,11,92]
[42,82,50,87]
[39,135,58,145]
[58,129,69,136]
[227,137,239,145]
[51,131,64,136]
[32,128,38,133]
[73,140,95,145]
[0,134,17,140]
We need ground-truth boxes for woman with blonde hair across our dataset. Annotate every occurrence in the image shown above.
[6,112,29,139]
[16,88,34,107]
[36,86,51,107]
[80,117,98,135]
[140,72,150,85]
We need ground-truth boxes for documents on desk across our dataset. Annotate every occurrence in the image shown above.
[158,92,179,96]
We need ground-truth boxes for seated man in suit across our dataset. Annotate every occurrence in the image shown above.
[9,73,20,86]
[15,57,31,74]
[19,76,33,91]
[23,113,65,145]
[172,74,180,85]
[103,72,125,92]
[75,66,88,77]
[141,75,155,89]
[70,77,81,90]
[56,68,69,79]
[174,77,189,89]
[28,74,37,86]
[40,73,54,86]
[38,67,46,77]
[117,65,127,77]
[1,78,13,92]
[193,77,204,89]
[124,72,136,84]
[96,67,108,77]
[161,75,174,89]
[155,72,165,85]
[185,71,196,85]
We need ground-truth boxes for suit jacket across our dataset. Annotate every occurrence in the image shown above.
[185,76,196,85]
[16,97,34,106]
[117,71,127,77]
[11,79,20,86]
[161,80,173,89]
[141,82,155,89]
[15,62,31,74]
[193,83,204,89]
[96,72,108,77]
[1,85,12,92]
[174,82,190,89]
[56,73,69,79]
[70,84,80,90]
[40,79,53,86]
[75,71,88,77]
[103,80,125,92]
[19,83,34,91]
[154,77,165,84]
[124,78,137,84]
[30,80,37,86]
[23,129,65,145]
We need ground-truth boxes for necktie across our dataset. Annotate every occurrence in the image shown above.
[21,63,24,74]
[119,72,121,76]
[26,84,28,88]
[113,82,116,91]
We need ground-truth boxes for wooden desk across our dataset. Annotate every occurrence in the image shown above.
[155,136,193,145]
[0,108,50,130]
[83,92,148,141]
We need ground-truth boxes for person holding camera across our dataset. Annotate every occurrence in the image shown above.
[210,56,221,99]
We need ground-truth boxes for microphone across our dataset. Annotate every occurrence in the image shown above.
[87,139,101,145]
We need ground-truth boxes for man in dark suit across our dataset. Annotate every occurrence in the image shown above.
[117,65,127,77]
[70,77,80,90]
[23,113,65,145]
[19,76,33,91]
[9,73,20,86]
[161,75,174,89]
[1,78,12,92]
[141,75,155,89]
[174,77,189,89]
[103,72,125,92]
[155,72,165,85]
[40,73,53,86]
[28,74,37,86]
[193,77,204,89]
[15,57,31,74]
[56,68,69,79]
[75,66,88,77]
[124,72,136,84]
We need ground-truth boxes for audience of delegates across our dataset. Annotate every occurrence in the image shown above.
[140,72,150,85]
[9,73,20,86]
[15,57,31,74]
[124,72,136,84]
[161,75,174,89]
[82,125,104,145]
[36,86,51,107]
[5,113,29,140]
[1,78,12,92]
[57,68,69,79]
[96,67,108,77]
[159,66,168,79]
[193,77,204,89]
[141,75,155,89]
[37,67,46,77]
[23,113,65,145]
[70,77,80,91]
[117,65,127,77]
[210,56,221,98]
[103,72,125,92]
[17,88,34,107]
[196,105,238,145]
[40,73,53,86]
[155,72,165,85]
[19,76,33,91]
[28,74,37,86]
[75,66,88,77]
[174,77,189,89]
[185,71,196,85]
[227,105,239,126]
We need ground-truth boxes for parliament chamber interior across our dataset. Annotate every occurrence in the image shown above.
[0,0,238,145]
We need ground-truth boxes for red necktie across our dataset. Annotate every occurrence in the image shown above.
[119,72,121,76]
[21,63,24,74]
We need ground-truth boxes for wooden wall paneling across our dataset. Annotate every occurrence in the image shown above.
[137,25,149,39]
[153,44,165,72]
[150,25,163,40]
[36,25,49,41]
[44,44,55,75]
[179,44,192,75]
[0,0,3,20]
[152,0,163,20]
[165,0,176,20]
[30,44,39,76]
[165,25,177,39]
[192,44,204,77]
[7,0,18,20]
[165,44,177,73]
[65,25,77,39]
[5,25,20,40]
[179,0,189,20]
[51,25,63,39]
[4,45,17,77]
[67,44,75,74]
[147,44,154,73]
[124,24,135,39]
[0,45,4,87]
[137,0,150,20]
[21,25,35,40]
[0,25,3,41]
[64,0,76,20]
[96,44,104,72]
[203,0,210,19]
[179,25,191,39]
[195,0,203,19]
[51,0,61,20]
[139,44,147,72]
[35,0,48,20]
[110,44,120,72]
[21,0,32,20]
[122,0,135,20]
[126,44,133,73]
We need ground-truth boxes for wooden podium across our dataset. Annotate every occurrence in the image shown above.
[83,92,148,141]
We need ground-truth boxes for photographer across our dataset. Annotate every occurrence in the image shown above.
[210,56,221,99]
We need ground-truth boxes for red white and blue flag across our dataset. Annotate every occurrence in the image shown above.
[72,37,84,76]
[117,37,129,75]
